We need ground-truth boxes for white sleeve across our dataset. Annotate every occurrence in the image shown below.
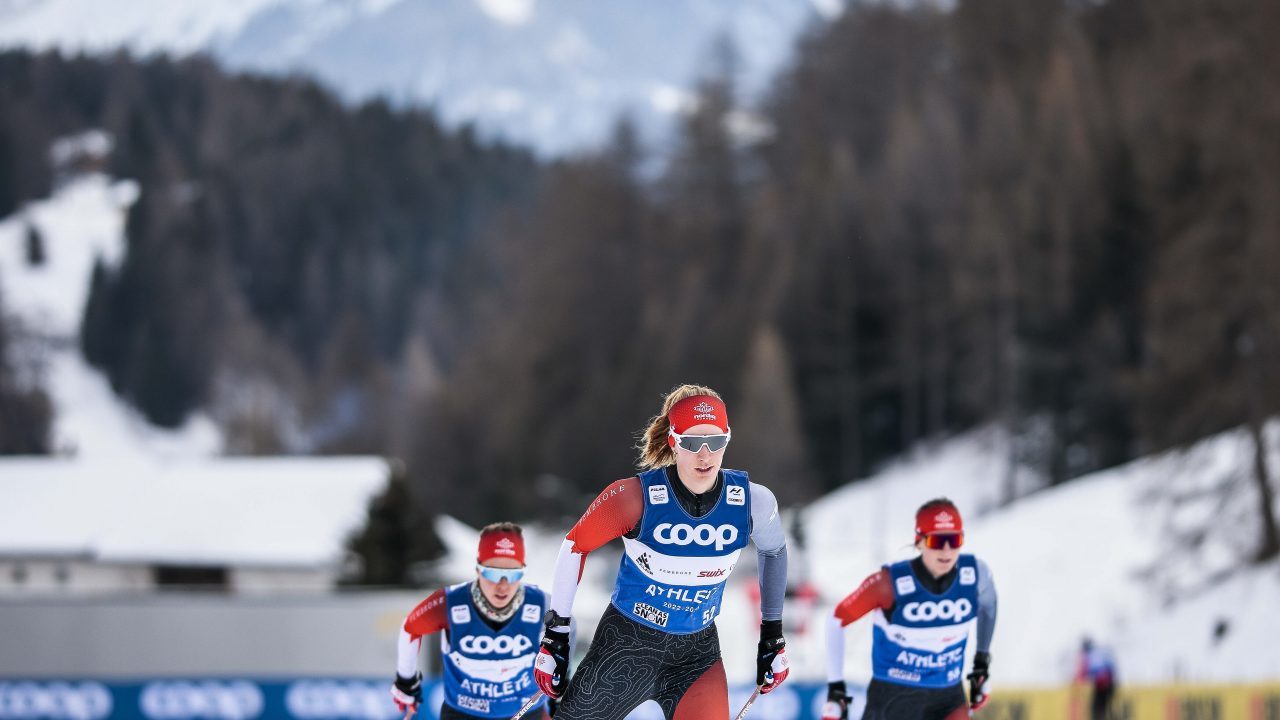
[396,624,422,679]
[825,613,847,683]
[549,537,585,618]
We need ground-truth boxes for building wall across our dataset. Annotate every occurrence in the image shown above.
[0,559,153,594]
[0,590,424,676]
[232,567,336,594]
[0,560,337,595]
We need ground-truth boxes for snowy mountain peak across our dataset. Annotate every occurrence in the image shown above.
[0,0,834,156]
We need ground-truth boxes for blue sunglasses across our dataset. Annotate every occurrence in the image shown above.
[476,564,525,583]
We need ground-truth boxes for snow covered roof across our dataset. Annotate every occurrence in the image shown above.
[0,456,389,567]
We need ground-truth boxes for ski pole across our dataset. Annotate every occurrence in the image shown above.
[510,690,547,720]
[733,686,761,720]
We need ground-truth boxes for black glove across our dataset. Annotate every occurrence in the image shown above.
[535,610,572,698]
[389,671,422,714]
[755,620,790,693]
[968,651,991,710]
[821,680,850,720]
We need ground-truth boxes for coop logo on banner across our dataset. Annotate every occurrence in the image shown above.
[0,681,112,720]
[285,681,400,720]
[139,681,263,720]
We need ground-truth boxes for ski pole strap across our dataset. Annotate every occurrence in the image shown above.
[734,686,762,720]
[510,690,546,720]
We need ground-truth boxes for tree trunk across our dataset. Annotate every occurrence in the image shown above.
[1247,407,1280,563]
[1242,331,1280,563]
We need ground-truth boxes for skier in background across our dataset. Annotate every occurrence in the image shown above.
[390,522,552,720]
[533,384,790,720]
[1076,637,1118,720]
[822,499,998,720]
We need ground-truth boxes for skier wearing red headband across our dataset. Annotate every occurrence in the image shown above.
[822,499,998,720]
[391,522,552,720]
[534,384,790,720]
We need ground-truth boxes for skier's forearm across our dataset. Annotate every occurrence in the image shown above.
[748,482,788,622]
[825,613,847,682]
[976,559,998,653]
[396,627,421,679]
[549,537,586,618]
[757,544,788,622]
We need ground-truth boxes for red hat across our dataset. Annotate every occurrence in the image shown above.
[668,395,729,435]
[477,528,525,565]
[916,504,963,536]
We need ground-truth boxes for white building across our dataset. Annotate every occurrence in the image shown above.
[0,456,389,594]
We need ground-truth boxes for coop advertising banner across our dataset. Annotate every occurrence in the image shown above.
[1,680,1277,720]
[0,679,835,720]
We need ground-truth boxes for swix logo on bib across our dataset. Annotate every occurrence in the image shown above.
[871,555,981,689]
[611,468,751,634]
[653,522,739,551]
[440,583,547,718]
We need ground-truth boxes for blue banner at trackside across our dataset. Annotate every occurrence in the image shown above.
[0,679,865,720]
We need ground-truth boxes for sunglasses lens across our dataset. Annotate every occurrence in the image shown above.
[479,566,524,583]
[924,533,963,549]
[677,434,730,452]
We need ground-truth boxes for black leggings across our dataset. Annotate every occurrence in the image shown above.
[1091,685,1115,720]
[860,679,968,720]
[554,605,726,720]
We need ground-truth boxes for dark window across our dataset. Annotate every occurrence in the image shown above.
[153,565,230,590]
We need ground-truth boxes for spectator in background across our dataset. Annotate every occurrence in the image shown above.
[1076,637,1118,720]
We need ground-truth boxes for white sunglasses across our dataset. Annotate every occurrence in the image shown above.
[669,428,731,453]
